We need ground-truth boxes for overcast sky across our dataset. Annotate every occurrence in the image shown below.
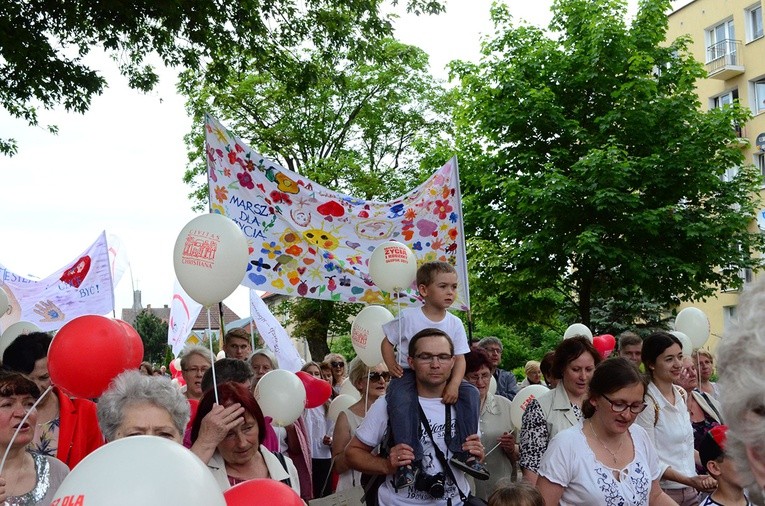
[0,0,688,319]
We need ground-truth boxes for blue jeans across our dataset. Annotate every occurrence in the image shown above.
[387,369,480,460]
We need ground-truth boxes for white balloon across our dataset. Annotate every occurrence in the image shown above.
[254,369,306,427]
[0,287,8,317]
[563,323,593,341]
[674,307,710,350]
[510,384,549,431]
[368,241,417,292]
[339,377,362,401]
[51,436,225,505]
[0,321,41,361]
[670,331,693,357]
[328,394,358,423]
[351,306,394,366]
[489,375,497,396]
[173,213,250,307]
[216,349,226,360]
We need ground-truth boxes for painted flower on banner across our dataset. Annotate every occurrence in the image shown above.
[261,241,282,259]
[434,200,453,220]
[270,190,293,205]
[276,172,299,194]
[214,186,228,203]
[237,171,255,189]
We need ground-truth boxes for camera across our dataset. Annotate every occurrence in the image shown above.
[414,471,446,498]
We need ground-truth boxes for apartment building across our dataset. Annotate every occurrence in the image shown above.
[667,0,764,348]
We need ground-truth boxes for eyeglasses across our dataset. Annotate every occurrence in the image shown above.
[183,366,210,375]
[601,393,648,414]
[482,347,502,356]
[330,361,345,368]
[368,371,391,382]
[414,353,454,364]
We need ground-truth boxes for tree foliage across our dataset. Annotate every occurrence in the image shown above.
[0,0,445,155]
[133,310,170,365]
[450,0,765,329]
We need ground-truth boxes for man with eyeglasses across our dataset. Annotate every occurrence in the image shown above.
[477,337,519,401]
[346,328,486,505]
[222,327,252,361]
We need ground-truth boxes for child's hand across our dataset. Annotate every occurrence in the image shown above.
[389,362,404,378]
[441,383,458,404]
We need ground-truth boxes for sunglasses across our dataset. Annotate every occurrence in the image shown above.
[368,371,391,382]
[331,361,345,368]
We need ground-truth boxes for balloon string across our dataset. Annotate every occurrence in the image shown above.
[364,371,371,416]
[484,441,501,457]
[207,306,219,405]
[0,385,53,476]
[396,287,403,369]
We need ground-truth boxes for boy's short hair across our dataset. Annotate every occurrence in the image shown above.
[416,261,456,287]
[700,424,728,468]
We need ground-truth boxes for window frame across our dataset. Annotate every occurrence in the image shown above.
[745,3,764,42]
[706,18,736,63]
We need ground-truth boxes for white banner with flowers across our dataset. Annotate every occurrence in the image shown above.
[205,114,470,310]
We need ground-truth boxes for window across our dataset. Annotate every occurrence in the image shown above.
[721,166,739,182]
[746,4,764,41]
[754,79,765,114]
[723,305,737,330]
[757,152,765,178]
[712,89,739,109]
[707,19,736,63]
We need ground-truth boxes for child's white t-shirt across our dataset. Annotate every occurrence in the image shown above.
[382,307,469,368]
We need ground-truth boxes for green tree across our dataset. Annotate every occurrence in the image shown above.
[450,0,764,330]
[180,36,451,352]
[1,0,444,156]
[133,310,170,364]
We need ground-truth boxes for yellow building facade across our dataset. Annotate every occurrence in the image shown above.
[667,0,765,350]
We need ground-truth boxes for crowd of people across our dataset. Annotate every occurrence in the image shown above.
[1,260,763,506]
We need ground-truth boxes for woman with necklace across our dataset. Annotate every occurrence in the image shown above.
[0,371,69,505]
[537,358,676,505]
[635,332,716,506]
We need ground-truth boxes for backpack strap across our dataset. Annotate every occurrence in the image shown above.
[273,451,292,487]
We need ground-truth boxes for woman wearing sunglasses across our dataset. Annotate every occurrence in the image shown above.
[536,358,676,505]
[331,357,389,492]
[324,353,347,396]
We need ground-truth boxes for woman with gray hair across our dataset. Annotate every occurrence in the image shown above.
[717,278,765,503]
[97,370,190,443]
[249,348,279,388]
[180,344,214,401]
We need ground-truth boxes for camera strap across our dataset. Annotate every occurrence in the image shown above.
[417,403,469,505]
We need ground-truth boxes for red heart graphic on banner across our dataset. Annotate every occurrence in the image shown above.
[60,256,91,288]
[317,200,345,217]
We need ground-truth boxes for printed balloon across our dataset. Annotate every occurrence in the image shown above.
[368,241,417,292]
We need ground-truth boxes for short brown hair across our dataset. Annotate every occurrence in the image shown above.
[551,336,601,379]
[0,370,41,398]
[416,261,456,287]
[618,331,642,349]
[224,327,249,344]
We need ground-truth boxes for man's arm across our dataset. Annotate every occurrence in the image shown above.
[345,436,396,476]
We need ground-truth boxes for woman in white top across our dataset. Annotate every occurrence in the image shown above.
[635,332,716,506]
[331,357,389,491]
[537,357,676,506]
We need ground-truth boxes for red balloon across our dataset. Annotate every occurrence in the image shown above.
[296,371,332,409]
[48,315,133,399]
[115,319,144,369]
[224,479,302,506]
[592,334,616,359]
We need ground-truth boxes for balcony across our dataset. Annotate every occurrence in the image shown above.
[706,39,745,80]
